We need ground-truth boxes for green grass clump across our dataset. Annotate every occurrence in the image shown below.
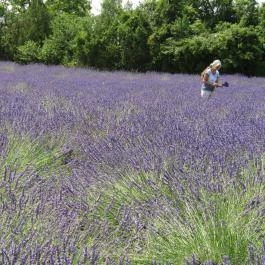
[86,170,173,221]
[80,171,173,259]
[0,131,70,177]
[83,161,265,264]
[141,181,265,264]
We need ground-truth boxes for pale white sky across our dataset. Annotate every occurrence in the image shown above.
[91,0,265,15]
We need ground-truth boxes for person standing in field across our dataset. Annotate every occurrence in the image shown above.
[201,59,222,98]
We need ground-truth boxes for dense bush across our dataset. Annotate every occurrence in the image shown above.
[212,25,263,75]
[15,40,40,63]
[162,24,263,75]
[38,13,84,66]
[0,0,265,75]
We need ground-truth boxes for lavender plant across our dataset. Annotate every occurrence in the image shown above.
[0,130,69,176]
[0,61,265,264]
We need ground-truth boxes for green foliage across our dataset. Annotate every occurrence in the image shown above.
[258,3,265,33]
[74,0,124,69]
[45,0,91,17]
[0,13,23,58]
[1,0,265,75]
[162,35,212,73]
[0,3,6,17]
[162,24,263,75]
[81,159,265,263]
[101,0,122,19]
[82,170,173,258]
[191,0,236,28]
[69,17,98,67]
[143,182,265,264]
[24,0,50,43]
[0,3,7,59]
[234,0,259,26]
[15,40,40,63]
[212,24,263,75]
[39,38,60,64]
[1,0,50,60]
[153,0,187,25]
[0,131,68,176]
[39,13,85,65]
[7,0,30,12]
[94,0,123,69]
[117,10,152,70]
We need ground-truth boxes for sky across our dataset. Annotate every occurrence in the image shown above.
[91,0,265,15]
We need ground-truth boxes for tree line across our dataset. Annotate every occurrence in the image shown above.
[0,0,265,76]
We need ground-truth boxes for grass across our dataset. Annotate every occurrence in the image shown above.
[83,160,265,264]
[79,171,174,259]
[0,130,71,177]
[143,184,264,264]
[137,166,265,264]
[85,170,173,223]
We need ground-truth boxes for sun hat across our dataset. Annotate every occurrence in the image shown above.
[210,59,221,68]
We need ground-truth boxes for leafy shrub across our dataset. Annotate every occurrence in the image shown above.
[162,24,263,76]
[15,40,40,64]
[39,13,84,65]
[39,38,62,64]
[211,24,263,76]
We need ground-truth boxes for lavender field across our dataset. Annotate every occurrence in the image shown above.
[1,61,265,265]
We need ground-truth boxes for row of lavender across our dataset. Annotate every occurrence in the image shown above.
[0,61,265,264]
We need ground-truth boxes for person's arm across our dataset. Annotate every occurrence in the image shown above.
[214,76,222,87]
[203,73,215,88]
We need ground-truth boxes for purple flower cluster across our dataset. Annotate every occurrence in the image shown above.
[0,61,265,264]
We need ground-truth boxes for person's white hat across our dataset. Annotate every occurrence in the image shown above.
[210,59,221,68]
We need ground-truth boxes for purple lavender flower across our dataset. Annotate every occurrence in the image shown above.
[1,61,265,263]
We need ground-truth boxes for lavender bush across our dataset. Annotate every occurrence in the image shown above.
[0,61,265,264]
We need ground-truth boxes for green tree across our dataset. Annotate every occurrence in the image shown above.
[161,35,212,73]
[7,0,30,12]
[117,9,152,70]
[256,2,265,38]
[15,40,40,63]
[1,0,50,59]
[24,0,50,42]
[45,0,91,17]
[258,3,265,30]
[0,1,8,58]
[191,0,236,28]
[79,0,123,69]
[39,13,85,65]
[69,16,94,66]
[233,0,259,26]
[142,0,195,70]
[162,24,263,75]
[214,24,262,75]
